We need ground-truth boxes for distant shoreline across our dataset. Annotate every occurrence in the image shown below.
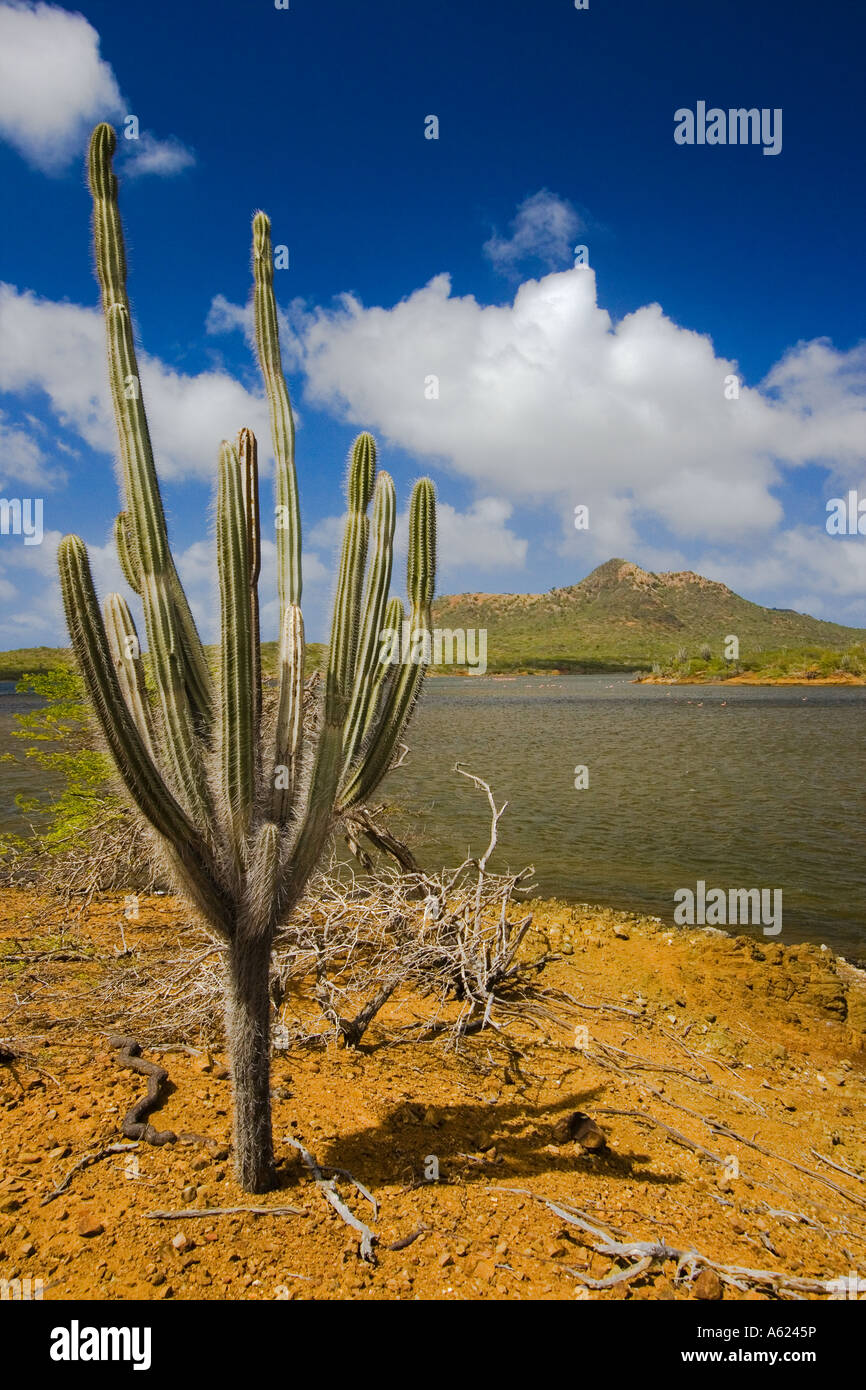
[635,673,866,687]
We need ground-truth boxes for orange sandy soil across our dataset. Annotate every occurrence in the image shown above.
[2,888,865,1302]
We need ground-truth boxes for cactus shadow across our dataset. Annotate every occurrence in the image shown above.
[275,1088,684,1189]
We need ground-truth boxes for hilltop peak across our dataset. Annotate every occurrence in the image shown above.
[431,557,864,671]
[580,558,733,597]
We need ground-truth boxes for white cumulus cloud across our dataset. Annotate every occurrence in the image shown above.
[286,266,866,549]
[0,2,195,178]
[0,0,123,172]
[0,283,272,482]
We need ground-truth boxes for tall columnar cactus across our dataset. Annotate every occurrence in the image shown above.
[58,125,437,1192]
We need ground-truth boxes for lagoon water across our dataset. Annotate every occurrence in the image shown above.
[2,675,864,959]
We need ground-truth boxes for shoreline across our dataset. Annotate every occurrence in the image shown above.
[634,673,866,686]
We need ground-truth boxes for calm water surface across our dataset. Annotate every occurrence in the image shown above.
[2,675,864,958]
[381,676,866,959]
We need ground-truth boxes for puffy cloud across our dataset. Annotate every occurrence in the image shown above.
[0,284,272,482]
[483,190,583,274]
[0,524,66,644]
[0,1,123,172]
[288,267,866,546]
[0,3,194,178]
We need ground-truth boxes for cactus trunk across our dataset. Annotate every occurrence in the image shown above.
[226,933,274,1193]
[60,124,437,1191]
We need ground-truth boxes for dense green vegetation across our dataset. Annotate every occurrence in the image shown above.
[0,669,117,860]
[647,643,866,683]
[0,647,75,682]
[0,643,326,684]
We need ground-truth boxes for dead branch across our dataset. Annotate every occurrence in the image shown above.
[145,1205,305,1219]
[283,1135,378,1262]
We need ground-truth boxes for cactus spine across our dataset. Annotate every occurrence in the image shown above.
[59,125,437,1192]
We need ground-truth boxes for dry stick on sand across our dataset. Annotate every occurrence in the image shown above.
[41,1143,139,1206]
[705,1121,866,1211]
[487,1188,841,1298]
[145,1205,305,1219]
[594,1107,726,1165]
[810,1148,864,1184]
[283,1135,377,1262]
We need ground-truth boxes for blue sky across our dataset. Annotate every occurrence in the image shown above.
[0,0,865,647]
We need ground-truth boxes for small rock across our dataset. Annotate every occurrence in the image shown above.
[18,1241,36,1257]
[171,1232,191,1252]
[437,1252,453,1267]
[613,925,630,940]
[181,1186,197,1202]
[17,1154,41,1165]
[77,1217,104,1239]
[693,1268,723,1300]
[571,1113,607,1151]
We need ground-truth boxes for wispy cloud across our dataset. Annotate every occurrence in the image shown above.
[483,190,584,275]
[0,409,66,490]
[122,130,195,179]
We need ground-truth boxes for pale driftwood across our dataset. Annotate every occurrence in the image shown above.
[41,1142,139,1205]
[284,1135,377,1262]
[707,1121,866,1210]
[594,1106,726,1165]
[145,1205,305,1218]
[487,1187,840,1298]
[810,1148,864,1184]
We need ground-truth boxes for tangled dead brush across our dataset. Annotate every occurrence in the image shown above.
[104,767,576,1052]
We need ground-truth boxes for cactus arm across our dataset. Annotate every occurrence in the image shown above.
[167,557,214,729]
[238,429,263,747]
[103,592,156,757]
[252,211,301,609]
[247,822,281,937]
[340,469,395,779]
[270,603,305,823]
[58,535,230,930]
[217,441,255,863]
[88,126,214,760]
[327,434,376,714]
[337,479,436,811]
[366,594,405,731]
[280,438,376,899]
[114,512,141,595]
